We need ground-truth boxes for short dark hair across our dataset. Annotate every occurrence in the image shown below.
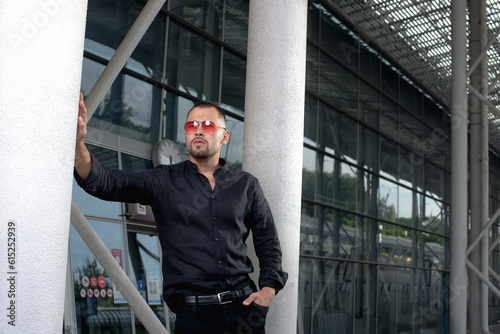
[187,101,226,125]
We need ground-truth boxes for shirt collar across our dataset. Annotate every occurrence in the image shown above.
[186,158,228,173]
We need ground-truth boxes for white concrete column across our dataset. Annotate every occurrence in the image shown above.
[243,1,307,333]
[0,1,87,332]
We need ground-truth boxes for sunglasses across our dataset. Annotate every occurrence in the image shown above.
[184,120,226,133]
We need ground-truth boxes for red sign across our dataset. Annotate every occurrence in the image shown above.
[112,249,123,268]
[98,276,106,288]
[81,276,89,288]
[90,276,97,288]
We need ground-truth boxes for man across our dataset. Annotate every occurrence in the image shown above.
[74,93,288,333]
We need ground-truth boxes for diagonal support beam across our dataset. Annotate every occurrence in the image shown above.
[467,204,500,256]
[468,84,500,120]
[467,27,500,78]
[84,0,166,117]
[467,260,500,299]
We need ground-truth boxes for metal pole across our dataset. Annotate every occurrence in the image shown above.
[450,0,468,332]
[84,0,166,117]
[469,0,483,325]
[71,202,169,334]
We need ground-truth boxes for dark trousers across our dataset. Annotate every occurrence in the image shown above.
[173,300,269,334]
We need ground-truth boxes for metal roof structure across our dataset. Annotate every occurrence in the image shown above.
[326,0,500,153]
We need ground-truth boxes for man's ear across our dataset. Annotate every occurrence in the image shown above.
[222,130,230,145]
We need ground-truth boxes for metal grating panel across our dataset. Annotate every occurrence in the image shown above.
[325,0,500,153]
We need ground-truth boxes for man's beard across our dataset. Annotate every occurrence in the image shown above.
[188,141,217,159]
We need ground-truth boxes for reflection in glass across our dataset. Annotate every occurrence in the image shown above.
[166,21,220,102]
[320,8,359,72]
[127,232,171,332]
[82,62,162,144]
[312,259,353,333]
[85,0,165,80]
[315,153,357,212]
[304,95,318,145]
[302,147,316,201]
[220,116,244,168]
[121,153,154,173]
[318,103,357,163]
[170,0,223,38]
[223,0,249,53]
[221,51,246,115]
[70,220,130,333]
[72,145,122,219]
[306,43,319,94]
[319,55,358,117]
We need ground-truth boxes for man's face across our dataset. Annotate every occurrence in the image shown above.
[185,107,229,160]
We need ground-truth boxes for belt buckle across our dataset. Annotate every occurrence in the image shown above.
[217,291,232,305]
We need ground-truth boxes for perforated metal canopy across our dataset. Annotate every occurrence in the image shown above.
[326,0,500,153]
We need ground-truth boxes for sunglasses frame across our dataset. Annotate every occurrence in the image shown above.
[184,120,227,133]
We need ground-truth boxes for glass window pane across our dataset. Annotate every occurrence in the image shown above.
[306,43,319,94]
[307,0,320,42]
[398,186,420,229]
[302,147,316,201]
[82,65,162,144]
[170,0,223,38]
[300,202,315,255]
[380,96,399,142]
[223,0,249,53]
[399,110,423,154]
[318,103,357,163]
[360,42,380,87]
[380,137,398,182]
[400,147,423,191]
[424,196,446,236]
[317,208,356,259]
[166,21,220,102]
[162,93,194,154]
[320,10,359,72]
[312,259,353,333]
[359,81,380,129]
[85,0,165,80]
[304,95,318,145]
[70,220,130,333]
[425,162,445,201]
[121,153,154,173]
[298,256,314,333]
[72,145,122,219]
[319,54,358,117]
[378,178,398,223]
[359,126,379,171]
[221,51,246,116]
[400,77,422,118]
[424,234,445,270]
[381,59,399,102]
[378,266,398,332]
[127,232,170,330]
[220,115,244,168]
[317,155,357,211]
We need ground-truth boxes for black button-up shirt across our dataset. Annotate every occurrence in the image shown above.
[75,156,288,299]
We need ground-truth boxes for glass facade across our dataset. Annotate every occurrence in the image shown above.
[65,0,500,333]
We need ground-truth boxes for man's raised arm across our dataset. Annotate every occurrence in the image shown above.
[74,92,92,181]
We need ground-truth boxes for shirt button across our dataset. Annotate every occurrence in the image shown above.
[211,195,215,199]
[218,260,222,264]
[213,217,217,221]
[215,238,219,242]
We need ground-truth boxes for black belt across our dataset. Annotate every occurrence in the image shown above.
[183,286,254,305]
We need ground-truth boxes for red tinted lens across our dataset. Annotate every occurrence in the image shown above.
[184,121,198,133]
[201,120,216,132]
